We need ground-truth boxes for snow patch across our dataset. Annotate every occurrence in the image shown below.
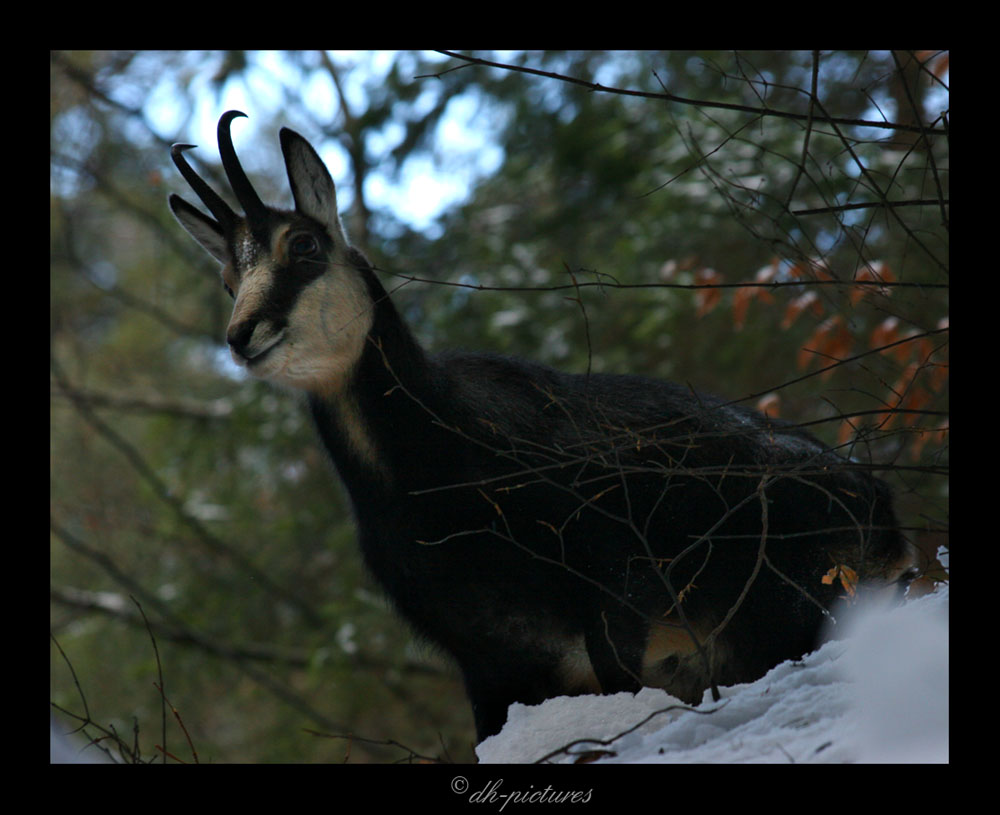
[477,585,948,764]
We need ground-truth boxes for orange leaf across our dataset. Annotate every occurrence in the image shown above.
[901,387,932,426]
[809,259,834,282]
[754,259,780,285]
[732,286,753,330]
[850,262,894,305]
[756,393,780,417]
[822,565,858,599]
[929,359,949,392]
[870,317,900,351]
[838,565,859,598]
[891,362,921,398]
[694,268,723,317]
[800,316,853,375]
[837,419,856,446]
[796,342,813,371]
[782,291,821,329]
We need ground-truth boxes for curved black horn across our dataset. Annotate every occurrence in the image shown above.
[217,110,267,225]
[170,143,239,230]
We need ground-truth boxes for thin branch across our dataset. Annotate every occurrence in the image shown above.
[132,597,168,763]
[785,50,821,209]
[50,582,447,680]
[533,700,725,763]
[50,385,233,420]
[792,198,949,216]
[434,51,947,136]
[376,263,947,295]
[50,357,324,628]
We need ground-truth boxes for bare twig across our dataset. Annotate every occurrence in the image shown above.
[433,51,947,136]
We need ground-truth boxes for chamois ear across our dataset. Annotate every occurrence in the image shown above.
[169,193,230,264]
[280,127,341,231]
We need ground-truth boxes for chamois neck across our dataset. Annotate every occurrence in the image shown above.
[307,263,440,495]
[354,262,432,397]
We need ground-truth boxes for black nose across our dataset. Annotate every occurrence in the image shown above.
[227,321,256,360]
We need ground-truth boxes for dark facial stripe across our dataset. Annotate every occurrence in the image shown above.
[247,227,334,327]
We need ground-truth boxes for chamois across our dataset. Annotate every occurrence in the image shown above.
[169,111,914,742]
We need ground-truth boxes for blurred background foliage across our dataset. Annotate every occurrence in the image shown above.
[50,50,948,763]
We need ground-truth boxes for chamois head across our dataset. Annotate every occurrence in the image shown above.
[169,111,373,396]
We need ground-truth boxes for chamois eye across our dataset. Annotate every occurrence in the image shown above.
[290,234,319,258]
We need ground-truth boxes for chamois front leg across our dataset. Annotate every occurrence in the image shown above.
[583,607,646,695]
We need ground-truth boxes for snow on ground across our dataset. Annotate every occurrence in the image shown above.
[477,583,948,764]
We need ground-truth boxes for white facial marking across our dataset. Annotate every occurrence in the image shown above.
[227,251,374,398]
[222,216,382,471]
